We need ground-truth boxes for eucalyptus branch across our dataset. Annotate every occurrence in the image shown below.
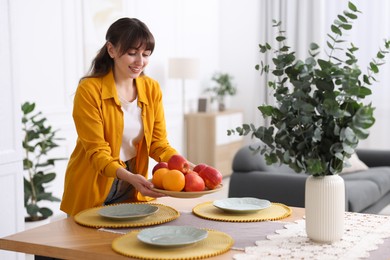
[228,1,390,176]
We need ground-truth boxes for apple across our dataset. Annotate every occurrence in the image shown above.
[152,162,168,175]
[193,163,208,174]
[168,154,190,174]
[187,169,199,175]
[198,166,223,190]
[184,172,205,192]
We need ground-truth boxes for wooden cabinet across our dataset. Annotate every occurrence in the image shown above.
[185,110,244,177]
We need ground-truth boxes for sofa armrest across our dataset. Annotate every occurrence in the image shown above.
[356,149,390,167]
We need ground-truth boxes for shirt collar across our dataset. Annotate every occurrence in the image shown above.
[101,70,149,107]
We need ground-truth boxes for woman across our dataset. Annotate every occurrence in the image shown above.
[60,18,179,216]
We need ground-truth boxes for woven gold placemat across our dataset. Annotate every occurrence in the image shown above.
[74,203,179,228]
[112,229,234,260]
[193,201,291,222]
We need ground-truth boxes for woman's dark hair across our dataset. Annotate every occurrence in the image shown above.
[84,17,155,79]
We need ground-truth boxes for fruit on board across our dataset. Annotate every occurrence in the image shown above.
[193,163,207,174]
[198,166,223,190]
[168,154,190,174]
[184,172,205,192]
[152,168,170,189]
[152,162,168,175]
[162,169,186,191]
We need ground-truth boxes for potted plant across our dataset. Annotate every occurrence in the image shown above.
[229,2,390,242]
[22,102,65,222]
[205,72,237,111]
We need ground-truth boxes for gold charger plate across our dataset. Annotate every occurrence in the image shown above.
[112,229,234,260]
[193,201,291,222]
[74,203,179,228]
[152,184,223,198]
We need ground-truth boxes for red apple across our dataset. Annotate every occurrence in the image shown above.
[168,154,190,174]
[193,163,208,174]
[186,169,199,176]
[152,162,168,175]
[198,166,223,190]
[184,172,205,192]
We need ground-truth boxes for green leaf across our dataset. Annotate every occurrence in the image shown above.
[280,46,290,52]
[26,204,40,217]
[344,11,358,20]
[272,69,284,76]
[348,1,358,12]
[37,192,61,202]
[317,59,332,70]
[377,51,385,59]
[340,23,352,30]
[306,158,324,174]
[21,102,36,114]
[259,105,275,117]
[259,44,268,53]
[309,42,319,51]
[370,62,379,73]
[316,79,334,91]
[305,57,316,66]
[327,41,334,49]
[363,75,371,85]
[39,207,54,218]
[331,25,342,36]
[337,15,348,23]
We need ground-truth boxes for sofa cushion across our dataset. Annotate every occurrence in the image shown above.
[340,153,369,174]
[343,167,390,196]
[344,180,381,212]
[343,167,390,212]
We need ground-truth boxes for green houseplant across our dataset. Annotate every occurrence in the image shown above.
[22,102,65,222]
[205,72,237,111]
[228,2,390,242]
[229,2,390,176]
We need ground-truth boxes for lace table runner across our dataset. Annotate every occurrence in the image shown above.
[234,212,390,260]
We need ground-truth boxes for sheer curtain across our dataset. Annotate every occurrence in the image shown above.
[257,0,390,149]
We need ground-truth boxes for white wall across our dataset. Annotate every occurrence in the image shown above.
[0,0,24,258]
[219,0,263,144]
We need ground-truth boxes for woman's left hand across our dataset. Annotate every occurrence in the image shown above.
[130,173,166,198]
[116,167,165,198]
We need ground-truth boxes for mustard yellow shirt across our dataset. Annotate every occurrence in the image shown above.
[60,71,178,216]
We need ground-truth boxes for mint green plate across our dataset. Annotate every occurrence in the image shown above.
[213,197,271,213]
[99,204,159,220]
[137,226,208,247]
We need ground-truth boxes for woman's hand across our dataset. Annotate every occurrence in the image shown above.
[116,168,165,198]
[129,173,166,198]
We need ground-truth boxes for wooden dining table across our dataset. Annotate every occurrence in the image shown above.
[0,196,305,260]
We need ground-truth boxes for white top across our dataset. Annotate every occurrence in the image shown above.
[118,95,143,162]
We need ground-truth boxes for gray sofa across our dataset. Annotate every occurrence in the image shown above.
[228,143,390,214]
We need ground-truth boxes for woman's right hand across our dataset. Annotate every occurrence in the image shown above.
[116,167,165,198]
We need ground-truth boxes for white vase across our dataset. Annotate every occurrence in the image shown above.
[305,174,345,243]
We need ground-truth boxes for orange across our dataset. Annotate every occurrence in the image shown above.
[162,169,185,191]
[152,168,170,189]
